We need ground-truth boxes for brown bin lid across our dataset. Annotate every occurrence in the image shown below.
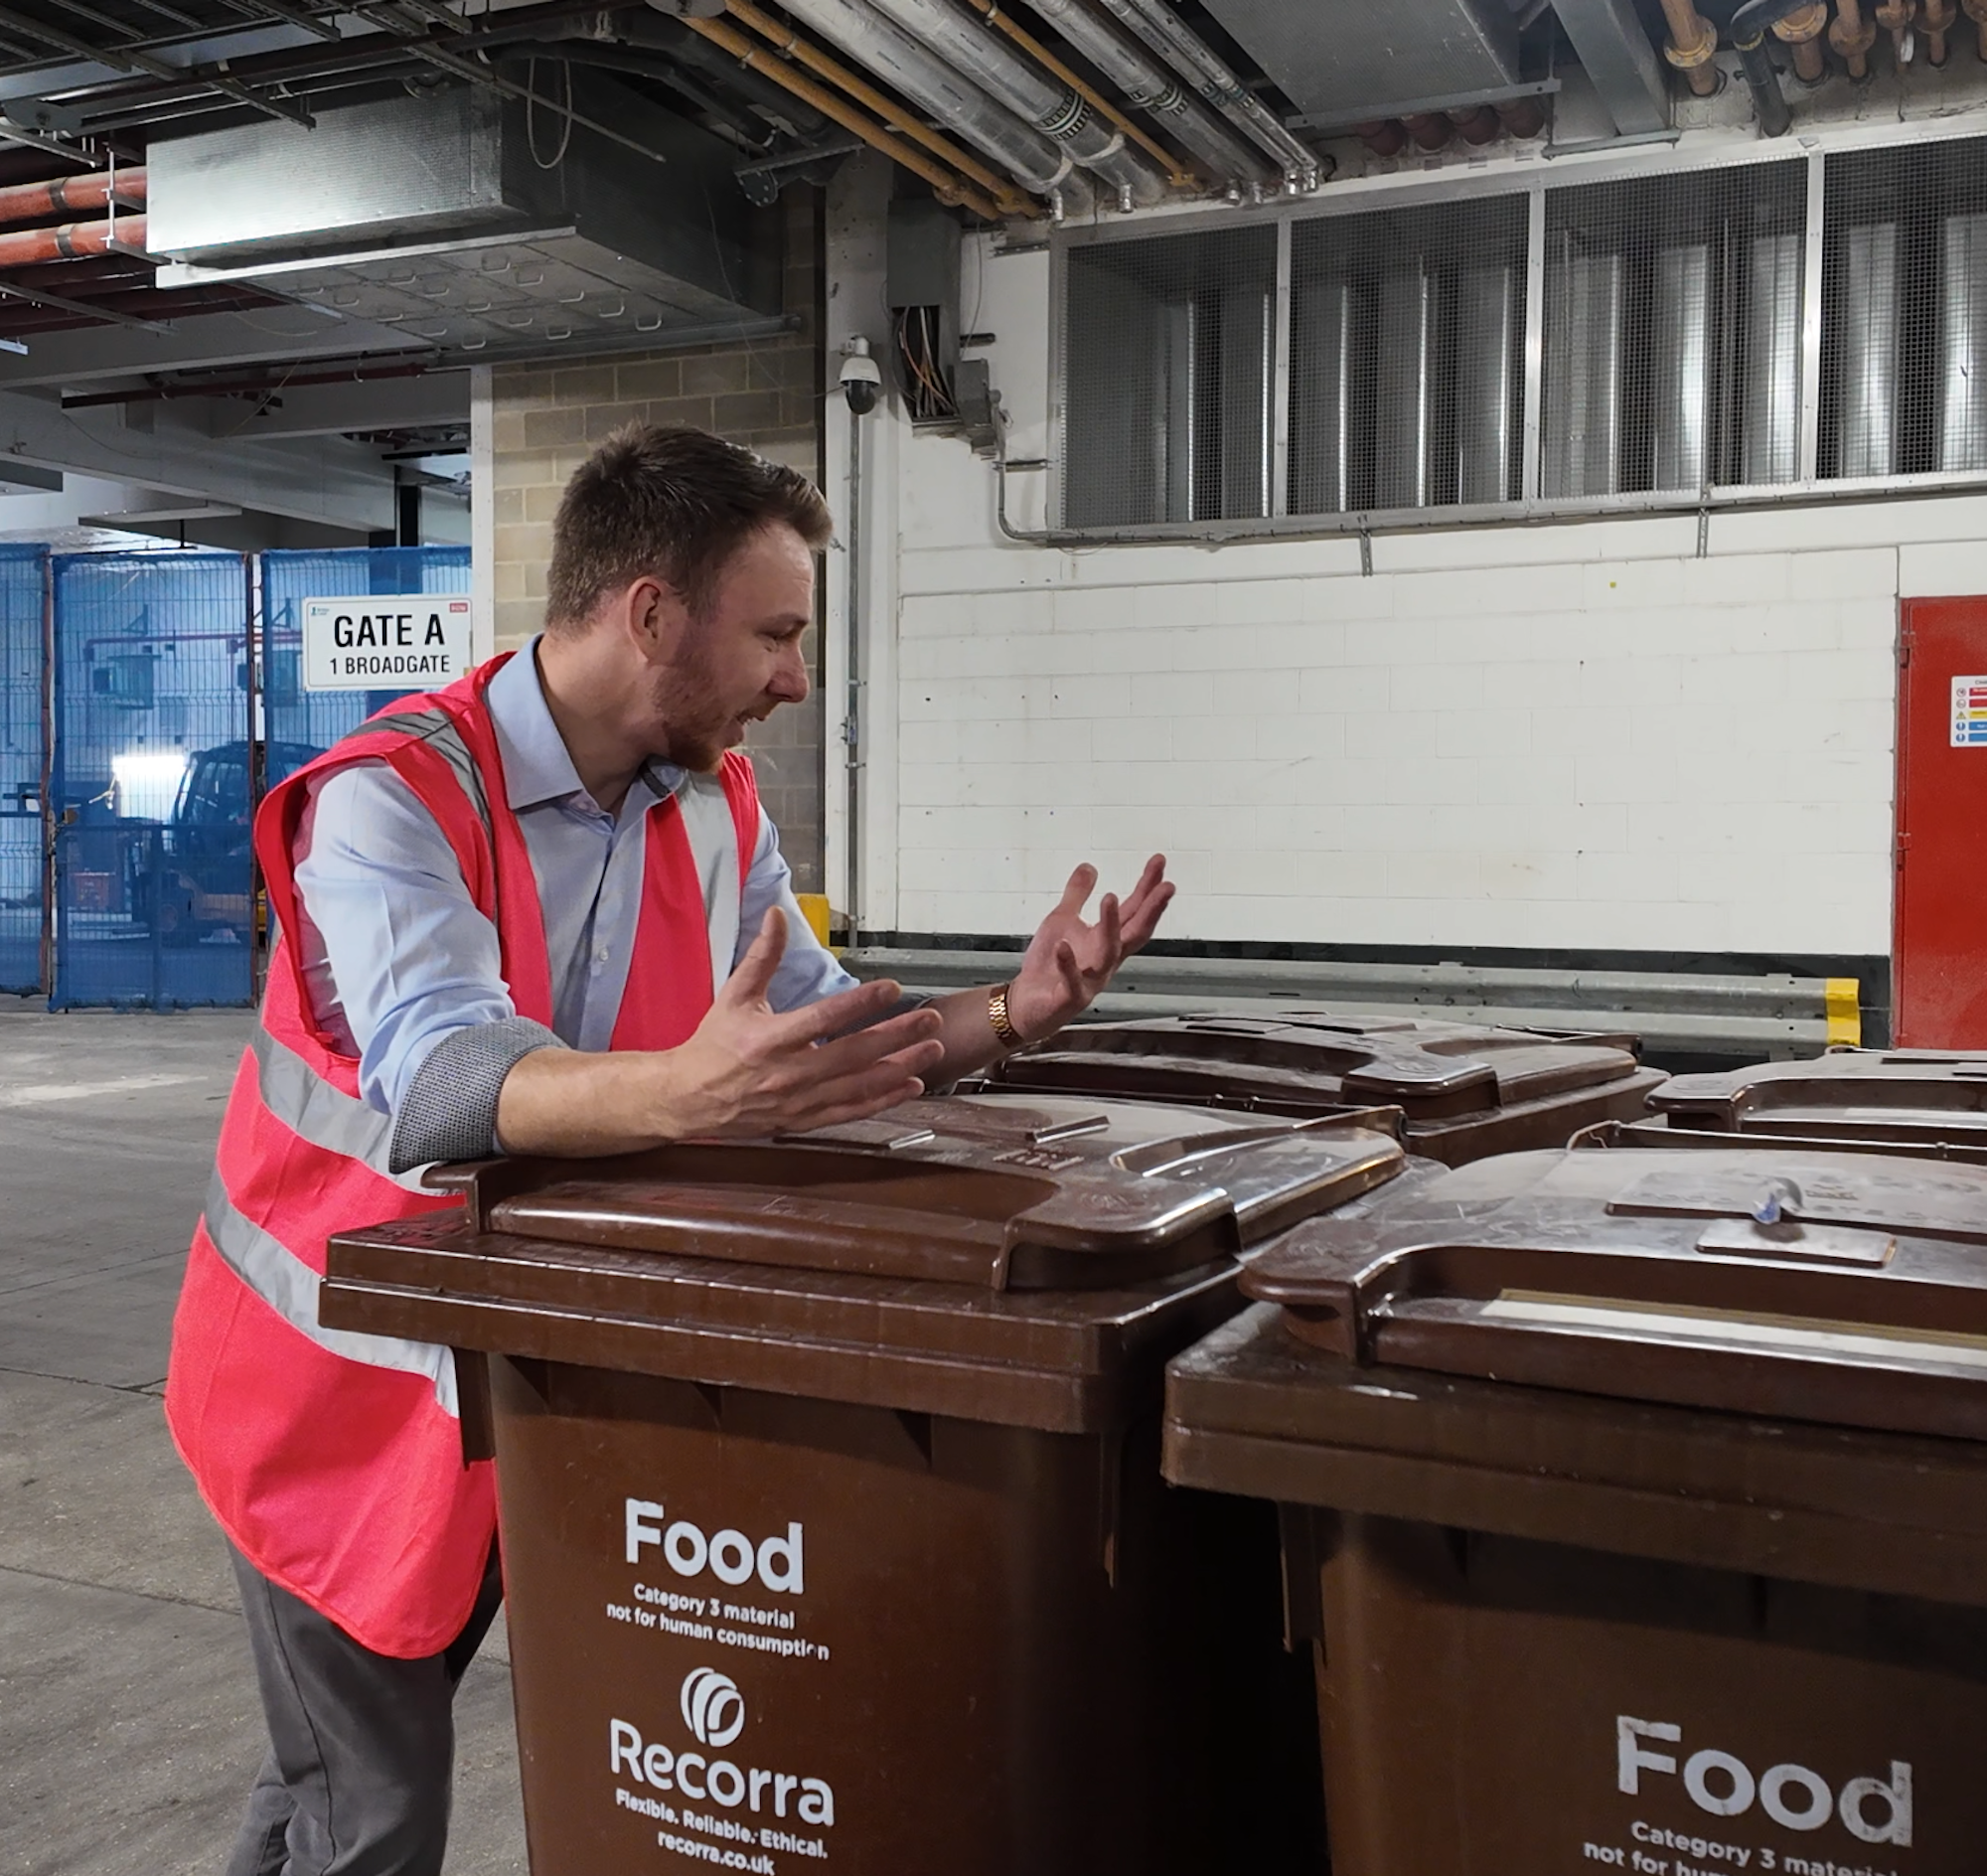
[982,1009,1643,1122]
[431,1092,1406,1292]
[1652,1047,1987,1145]
[1241,1145,1987,1440]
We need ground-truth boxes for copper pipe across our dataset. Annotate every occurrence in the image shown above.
[699,5,1025,217]
[1496,97,1547,138]
[1401,111,1452,150]
[684,16,1019,220]
[1832,0,1878,77]
[1771,3,1829,79]
[1876,0,1915,57]
[0,215,145,266]
[1657,0,1720,93]
[1922,0,1954,59]
[1451,104,1500,144]
[0,168,143,227]
[1964,0,1987,57]
[954,0,1196,189]
[1352,119,1408,156]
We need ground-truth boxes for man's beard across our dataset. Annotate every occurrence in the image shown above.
[649,656,741,774]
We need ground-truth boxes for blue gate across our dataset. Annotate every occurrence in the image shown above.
[51,551,253,1010]
[0,547,47,994]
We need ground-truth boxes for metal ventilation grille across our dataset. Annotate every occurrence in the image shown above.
[1290,195,1526,516]
[1061,225,1278,529]
[1821,137,1987,481]
[1543,161,1806,499]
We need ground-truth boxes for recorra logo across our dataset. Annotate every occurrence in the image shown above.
[1617,1717,1912,1847]
[625,1499,804,1596]
[682,1667,745,1749]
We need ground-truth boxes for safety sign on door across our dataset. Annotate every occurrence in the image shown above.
[1954,676,1987,746]
[302,595,476,692]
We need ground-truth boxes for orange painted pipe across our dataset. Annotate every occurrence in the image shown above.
[0,167,143,229]
[0,214,146,266]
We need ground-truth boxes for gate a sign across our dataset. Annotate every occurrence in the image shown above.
[301,596,476,693]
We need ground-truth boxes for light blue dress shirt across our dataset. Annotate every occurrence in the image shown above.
[291,638,855,1134]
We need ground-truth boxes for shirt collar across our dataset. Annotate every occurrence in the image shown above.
[487,636,688,813]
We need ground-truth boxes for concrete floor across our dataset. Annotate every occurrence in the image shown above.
[0,1000,528,1876]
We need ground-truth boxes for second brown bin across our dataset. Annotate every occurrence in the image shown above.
[1165,1141,1987,1876]
[979,1008,1666,1164]
[1625,1044,1987,1163]
[322,1093,1411,1876]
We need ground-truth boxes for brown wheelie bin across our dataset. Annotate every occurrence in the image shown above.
[1621,1045,1987,1164]
[979,1009,1665,1166]
[320,1093,1411,1876]
[1164,1142,1987,1876]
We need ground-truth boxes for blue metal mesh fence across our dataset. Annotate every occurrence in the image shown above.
[259,547,473,756]
[0,547,47,995]
[51,550,252,1010]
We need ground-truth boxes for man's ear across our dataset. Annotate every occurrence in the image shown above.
[628,576,688,660]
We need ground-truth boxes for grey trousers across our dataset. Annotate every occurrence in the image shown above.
[225,1539,505,1876]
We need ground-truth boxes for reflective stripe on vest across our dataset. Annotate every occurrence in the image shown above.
[249,1023,430,1192]
[675,770,744,1001]
[200,1171,459,1415]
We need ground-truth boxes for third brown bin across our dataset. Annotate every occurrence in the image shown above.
[1164,1142,1987,1875]
[979,1008,1666,1165]
[1626,1045,1987,1163]
[322,1093,1409,1875]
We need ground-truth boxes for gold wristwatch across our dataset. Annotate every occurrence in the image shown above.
[988,982,1024,1049]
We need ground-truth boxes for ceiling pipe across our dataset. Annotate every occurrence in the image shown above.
[1451,104,1500,143]
[1922,0,1954,61]
[950,0,1200,190]
[849,0,1169,206]
[724,0,1091,210]
[683,12,1022,216]
[1655,0,1720,93]
[1495,97,1546,136]
[1832,0,1878,76]
[1081,0,1323,191]
[1729,0,1843,131]
[600,8,836,134]
[1770,4,1828,79]
[1352,118,1407,156]
[1875,0,1915,58]
[1006,0,1272,192]
[0,167,143,225]
[1401,110,1452,149]
[721,0,1033,212]
[0,214,145,265]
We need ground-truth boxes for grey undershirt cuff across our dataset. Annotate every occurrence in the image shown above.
[388,1016,569,1173]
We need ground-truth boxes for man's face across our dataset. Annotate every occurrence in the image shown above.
[649,522,814,772]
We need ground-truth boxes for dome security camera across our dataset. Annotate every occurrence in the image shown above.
[839,337,881,418]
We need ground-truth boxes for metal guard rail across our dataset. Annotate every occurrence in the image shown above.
[840,950,1864,1060]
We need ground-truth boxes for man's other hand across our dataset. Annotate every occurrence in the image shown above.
[1005,855,1174,1043]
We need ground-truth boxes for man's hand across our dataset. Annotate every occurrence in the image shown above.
[495,909,943,1157]
[1004,855,1173,1044]
[663,908,945,1137]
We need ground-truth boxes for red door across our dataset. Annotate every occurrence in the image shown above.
[1896,597,1987,1046]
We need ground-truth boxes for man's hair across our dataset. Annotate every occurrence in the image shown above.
[543,424,832,632]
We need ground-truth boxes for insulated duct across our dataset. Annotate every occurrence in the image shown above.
[1651,241,1712,491]
[725,0,1091,208]
[853,0,1169,206]
[1021,0,1273,191]
[1085,0,1322,190]
[1456,260,1517,504]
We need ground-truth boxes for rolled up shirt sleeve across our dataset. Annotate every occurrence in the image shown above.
[292,763,566,1170]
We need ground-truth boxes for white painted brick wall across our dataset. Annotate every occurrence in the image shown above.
[839,230,1987,957]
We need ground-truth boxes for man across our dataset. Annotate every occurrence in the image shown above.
[166,423,1173,1876]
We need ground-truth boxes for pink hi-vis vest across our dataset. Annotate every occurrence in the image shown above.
[165,654,759,1657]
